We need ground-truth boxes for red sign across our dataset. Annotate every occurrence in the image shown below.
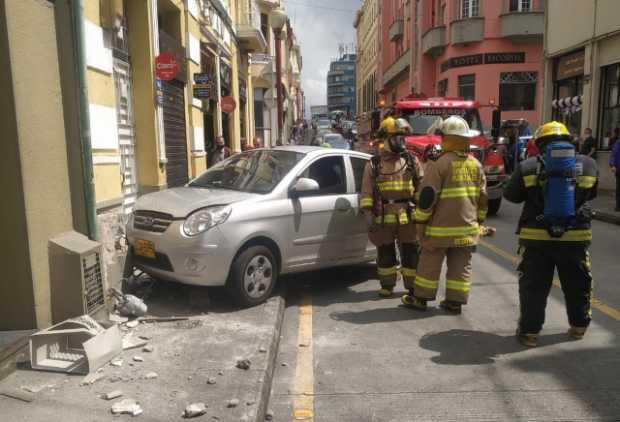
[221,96,237,113]
[155,52,179,81]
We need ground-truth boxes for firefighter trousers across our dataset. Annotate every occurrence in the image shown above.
[413,246,473,304]
[517,243,593,334]
[376,242,419,290]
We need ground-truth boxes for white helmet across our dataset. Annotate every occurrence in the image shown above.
[440,115,476,138]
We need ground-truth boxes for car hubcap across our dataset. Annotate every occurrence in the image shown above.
[243,255,273,298]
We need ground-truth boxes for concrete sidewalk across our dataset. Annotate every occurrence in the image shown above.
[0,283,285,422]
[592,190,620,225]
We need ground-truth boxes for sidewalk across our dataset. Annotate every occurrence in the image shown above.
[592,190,620,225]
[0,283,285,422]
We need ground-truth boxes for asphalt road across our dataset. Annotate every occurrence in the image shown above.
[269,201,620,421]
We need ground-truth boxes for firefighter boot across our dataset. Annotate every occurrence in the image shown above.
[401,294,427,311]
[378,287,394,298]
[439,300,462,315]
[568,326,587,340]
[516,327,538,348]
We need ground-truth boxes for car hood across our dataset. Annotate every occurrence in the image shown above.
[134,186,260,218]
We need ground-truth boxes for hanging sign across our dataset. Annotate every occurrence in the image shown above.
[193,73,213,100]
[221,96,236,113]
[155,52,179,81]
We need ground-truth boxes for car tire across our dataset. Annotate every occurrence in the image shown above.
[227,245,278,307]
[488,197,502,216]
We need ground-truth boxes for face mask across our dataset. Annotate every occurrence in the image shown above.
[387,136,405,153]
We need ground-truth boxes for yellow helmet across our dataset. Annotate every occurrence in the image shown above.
[534,121,571,144]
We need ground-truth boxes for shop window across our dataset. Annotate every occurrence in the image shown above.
[599,63,620,150]
[499,72,537,111]
[461,0,479,18]
[458,74,475,100]
[509,0,531,12]
[438,79,448,97]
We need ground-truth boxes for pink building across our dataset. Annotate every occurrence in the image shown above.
[381,0,544,127]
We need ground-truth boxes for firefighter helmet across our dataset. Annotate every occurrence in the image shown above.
[534,121,571,146]
[440,115,475,138]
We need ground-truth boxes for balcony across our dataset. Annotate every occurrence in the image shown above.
[499,0,544,41]
[383,50,410,86]
[236,2,267,52]
[389,19,403,41]
[450,17,484,45]
[422,26,446,57]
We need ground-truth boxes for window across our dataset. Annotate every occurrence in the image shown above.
[500,72,537,111]
[351,157,368,193]
[599,64,620,150]
[260,13,269,43]
[438,79,448,97]
[458,74,476,100]
[461,0,479,18]
[300,156,347,196]
[509,0,531,12]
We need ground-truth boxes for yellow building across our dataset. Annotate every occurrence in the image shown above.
[354,0,379,114]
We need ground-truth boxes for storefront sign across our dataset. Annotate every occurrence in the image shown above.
[484,52,525,64]
[155,52,179,81]
[155,79,164,105]
[221,96,236,113]
[193,73,212,100]
[441,54,483,72]
[556,51,585,81]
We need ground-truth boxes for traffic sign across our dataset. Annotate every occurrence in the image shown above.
[155,52,179,81]
[221,96,236,113]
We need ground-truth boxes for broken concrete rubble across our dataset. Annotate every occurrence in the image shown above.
[227,398,239,408]
[133,356,144,362]
[109,288,148,317]
[103,390,123,400]
[144,371,158,379]
[183,402,208,418]
[236,359,251,370]
[111,398,143,416]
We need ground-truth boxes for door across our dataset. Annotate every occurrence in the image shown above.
[347,155,377,261]
[113,58,138,215]
[162,79,189,187]
[286,155,354,269]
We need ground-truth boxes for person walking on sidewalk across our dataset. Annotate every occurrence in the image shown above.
[211,136,232,165]
[580,128,597,159]
[504,121,598,347]
[360,117,423,298]
[402,116,488,314]
[610,136,620,211]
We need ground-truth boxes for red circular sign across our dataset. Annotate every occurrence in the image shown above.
[221,96,237,113]
[155,52,179,81]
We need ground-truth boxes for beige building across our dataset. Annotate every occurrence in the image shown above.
[354,0,379,115]
[543,0,620,190]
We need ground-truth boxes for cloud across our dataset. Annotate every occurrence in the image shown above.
[283,0,361,115]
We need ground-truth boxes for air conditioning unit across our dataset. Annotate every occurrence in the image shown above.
[48,231,107,324]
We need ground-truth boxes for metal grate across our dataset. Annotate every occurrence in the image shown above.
[133,210,174,233]
[82,253,105,313]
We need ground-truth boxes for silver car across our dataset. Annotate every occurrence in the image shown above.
[127,147,376,306]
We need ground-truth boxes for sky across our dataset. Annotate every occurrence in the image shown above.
[281,0,362,115]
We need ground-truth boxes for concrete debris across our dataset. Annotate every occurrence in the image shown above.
[144,371,158,379]
[109,288,148,317]
[246,400,255,406]
[0,388,35,402]
[109,313,129,323]
[280,362,288,367]
[206,377,217,385]
[103,390,123,400]
[183,402,208,418]
[110,398,143,416]
[20,385,46,394]
[298,343,309,348]
[133,356,144,362]
[187,376,193,381]
[142,345,154,353]
[217,371,224,376]
[123,337,148,351]
[110,358,124,367]
[126,320,139,329]
[259,347,267,353]
[265,409,274,421]
[227,398,239,408]
[212,417,220,421]
[236,359,251,370]
[138,335,151,341]
[81,372,106,386]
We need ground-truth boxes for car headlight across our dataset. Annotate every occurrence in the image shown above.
[484,164,505,174]
[183,205,232,236]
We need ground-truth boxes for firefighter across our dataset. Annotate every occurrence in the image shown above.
[504,121,598,347]
[360,117,423,297]
[376,107,396,139]
[403,116,488,313]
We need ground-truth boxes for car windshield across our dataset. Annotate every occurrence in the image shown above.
[402,108,483,136]
[323,135,349,149]
[318,119,331,128]
[189,150,304,194]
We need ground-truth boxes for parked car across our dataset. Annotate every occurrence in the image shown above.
[127,147,376,306]
[321,133,351,150]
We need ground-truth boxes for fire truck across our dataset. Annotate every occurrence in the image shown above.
[394,97,507,215]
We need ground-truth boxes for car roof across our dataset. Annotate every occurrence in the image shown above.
[272,145,370,159]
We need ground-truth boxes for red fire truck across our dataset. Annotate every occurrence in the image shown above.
[394,97,506,215]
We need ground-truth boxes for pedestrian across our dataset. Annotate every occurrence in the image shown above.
[524,137,540,158]
[211,136,231,165]
[610,127,620,149]
[360,117,423,298]
[253,137,263,149]
[610,135,620,211]
[403,116,487,314]
[579,128,597,159]
[240,137,251,151]
[504,121,598,347]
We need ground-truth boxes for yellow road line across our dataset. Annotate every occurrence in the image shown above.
[293,292,314,421]
[479,239,620,321]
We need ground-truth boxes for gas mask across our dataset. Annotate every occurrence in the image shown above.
[386,135,406,154]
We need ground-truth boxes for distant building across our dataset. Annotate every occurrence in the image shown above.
[354,0,379,114]
[327,53,357,117]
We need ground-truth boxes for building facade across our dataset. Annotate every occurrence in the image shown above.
[543,0,620,190]
[354,0,379,114]
[379,0,544,127]
[327,53,357,116]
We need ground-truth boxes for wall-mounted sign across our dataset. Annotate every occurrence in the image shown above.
[221,96,236,113]
[193,73,211,84]
[556,50,585,81]
[441,54,483,72]
[155,79,164,104]
[193,72,212,100]
[441,52,526,72]
[155,52,179,81]
[484,52,525,64]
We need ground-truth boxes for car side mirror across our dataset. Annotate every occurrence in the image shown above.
[290,177,320,197]
[491,109,501,140]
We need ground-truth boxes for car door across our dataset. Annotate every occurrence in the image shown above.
[286,155,353,270]
[345,155,377,262]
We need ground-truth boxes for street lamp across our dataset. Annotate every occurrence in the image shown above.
[269,7,287,144]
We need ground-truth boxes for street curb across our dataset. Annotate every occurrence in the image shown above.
[254,292,286,421]
[593,210,620,225]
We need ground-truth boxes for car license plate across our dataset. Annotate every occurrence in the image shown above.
[134,239,156,259]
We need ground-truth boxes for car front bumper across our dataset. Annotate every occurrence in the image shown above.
[126,221,234,287]
[486,173,507,200]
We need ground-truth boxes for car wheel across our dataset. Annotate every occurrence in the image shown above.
[488,197,502,216]
[228,246,278,307]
